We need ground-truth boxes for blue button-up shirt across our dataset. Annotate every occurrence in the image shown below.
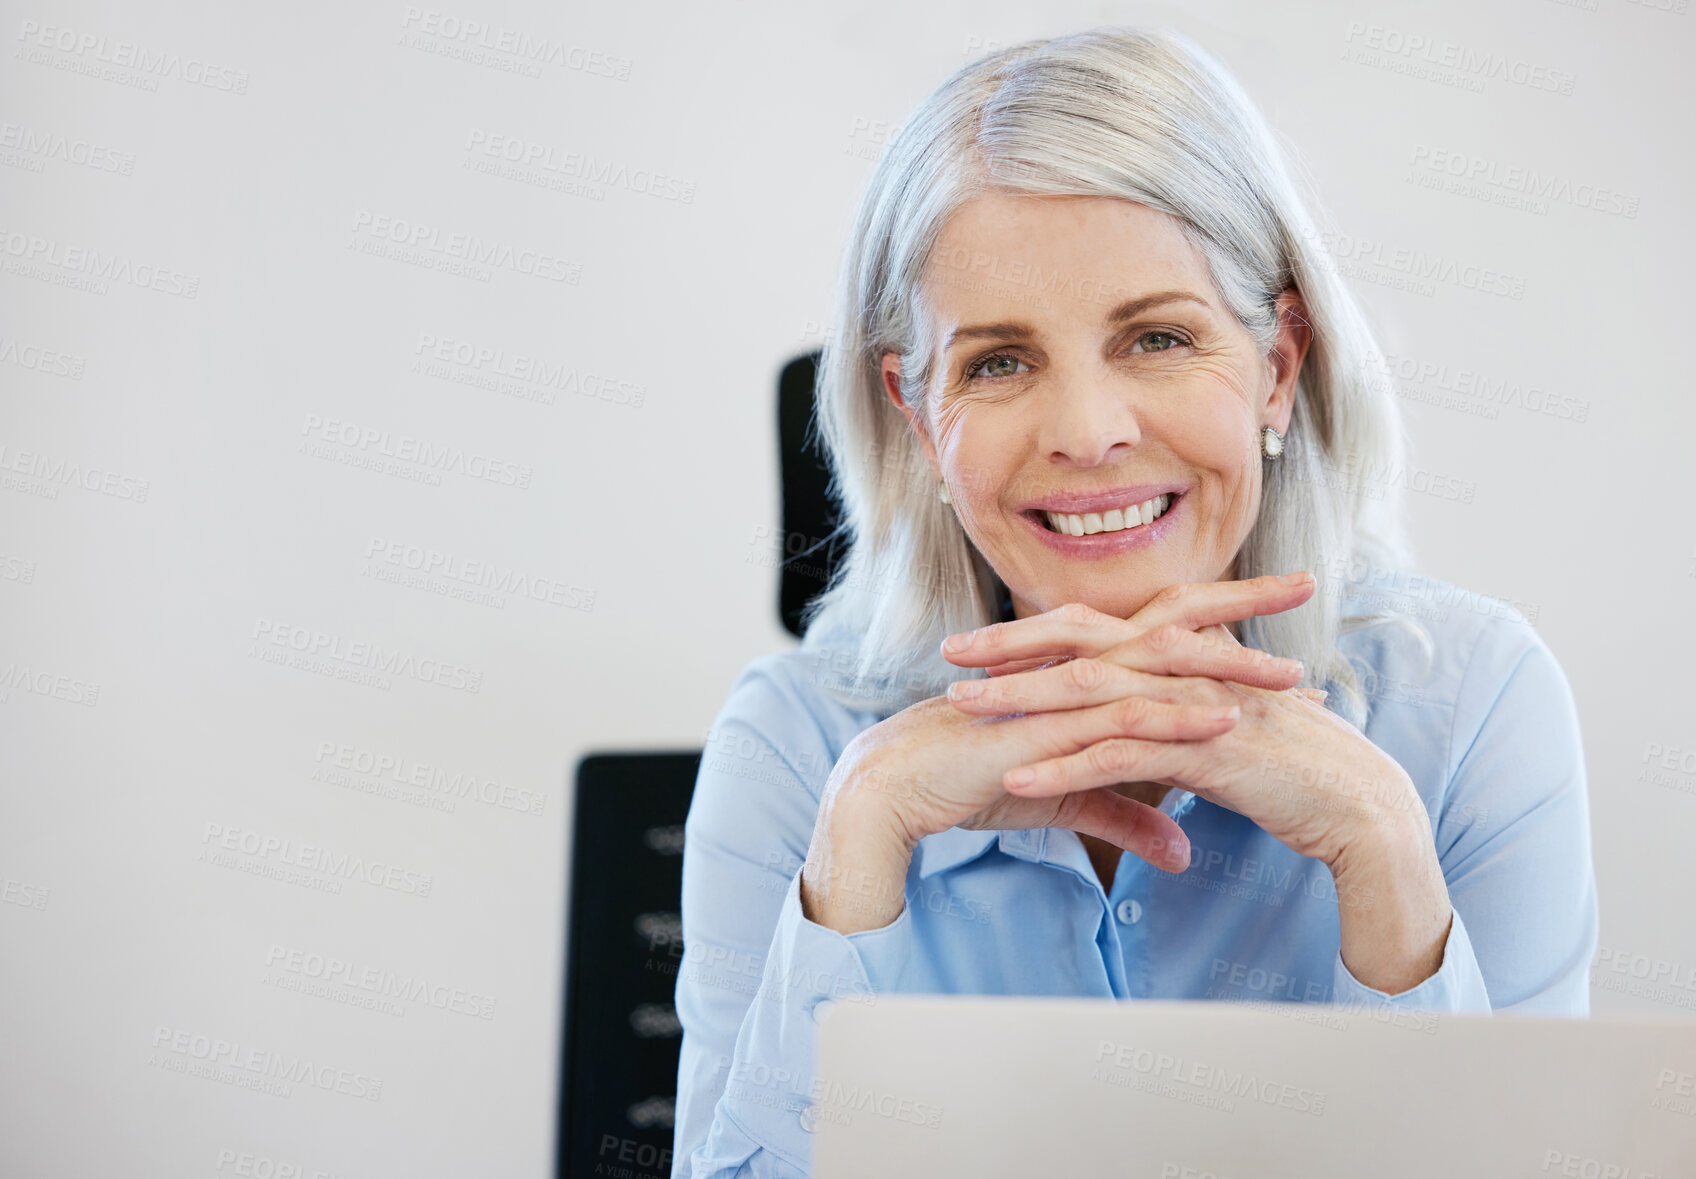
[671,572,1598,1177]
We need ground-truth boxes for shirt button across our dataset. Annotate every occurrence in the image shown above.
[1116,898,1144,925]
[810,997,836,1024]
[799,1103,818,1134]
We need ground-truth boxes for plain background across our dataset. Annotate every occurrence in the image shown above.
[1,0,1691,1174]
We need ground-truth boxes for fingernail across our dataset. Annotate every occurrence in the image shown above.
[1277,657,1304,676]
[1006,767,1035,788]
[949,679,983,701]
[1211,706,1240,721]
[1280,571,1312,586]
[943,632,972,653]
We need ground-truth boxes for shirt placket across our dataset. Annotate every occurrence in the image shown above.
[1008,827,1131,999]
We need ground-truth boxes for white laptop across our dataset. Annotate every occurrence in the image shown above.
[814,997,1696,1178]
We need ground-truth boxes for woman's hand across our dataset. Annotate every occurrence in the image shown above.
[801,576,1315,934]
[946,572,1318,679]
[948,647,1405,865]
[941,578,1456,993]
[941,577,1420,867]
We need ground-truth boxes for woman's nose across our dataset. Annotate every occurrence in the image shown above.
[1038,375,1142,466]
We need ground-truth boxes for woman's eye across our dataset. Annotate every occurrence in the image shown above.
[963,333,1189,382]
[1129,330,1189,353]
[964,352,1029,381]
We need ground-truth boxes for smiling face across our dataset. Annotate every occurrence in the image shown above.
[882,191,1310,622]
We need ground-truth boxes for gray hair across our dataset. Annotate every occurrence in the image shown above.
[799,25,1424,730]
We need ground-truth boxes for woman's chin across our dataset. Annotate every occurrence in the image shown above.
[1011,583,1164,622]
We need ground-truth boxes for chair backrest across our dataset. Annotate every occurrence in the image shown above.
[777,349,843,637]
[555,751,699,1178]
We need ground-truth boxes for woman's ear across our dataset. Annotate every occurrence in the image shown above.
[881,352,942,480]
[1264,290,1312,435]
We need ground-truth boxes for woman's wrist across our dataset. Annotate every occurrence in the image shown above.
[1329,808,1453,995]
[800,775,918,935]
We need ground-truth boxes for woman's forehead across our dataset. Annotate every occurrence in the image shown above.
[920,195,1218,339]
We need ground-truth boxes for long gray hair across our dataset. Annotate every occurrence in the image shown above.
[800,26,1421,730]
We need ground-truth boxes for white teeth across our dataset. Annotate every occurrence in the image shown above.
[1044,493,1171,536]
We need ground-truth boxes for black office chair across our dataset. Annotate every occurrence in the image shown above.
[777,352,845,638]
[556,351,838,1178]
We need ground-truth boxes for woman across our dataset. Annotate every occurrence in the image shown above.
[672,26,1596,1178]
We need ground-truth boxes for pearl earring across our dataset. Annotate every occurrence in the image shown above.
[1261,425,1284,458]
[937,480,951,505]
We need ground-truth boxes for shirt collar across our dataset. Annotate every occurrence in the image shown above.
[913,788,1198,879]
[914,826,1014,879]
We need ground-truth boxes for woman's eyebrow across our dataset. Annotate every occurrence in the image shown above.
[941,289,1214,353]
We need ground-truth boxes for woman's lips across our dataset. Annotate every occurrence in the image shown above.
[1019,491,1184,558]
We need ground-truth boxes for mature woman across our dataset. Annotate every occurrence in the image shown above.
[672,26,1596,1178]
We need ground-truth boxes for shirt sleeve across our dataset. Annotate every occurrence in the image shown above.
[1330,614,1598,1016]
[672,662,917,1179]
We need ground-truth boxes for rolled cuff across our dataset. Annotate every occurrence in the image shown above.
[691,870,914,1175]
[1330,905,1492,1015]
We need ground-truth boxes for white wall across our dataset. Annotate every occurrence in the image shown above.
[1,0,1690,1174]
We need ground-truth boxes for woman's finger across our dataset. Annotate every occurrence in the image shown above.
[982,625,1298,687]
[1053,788,1190,874]
[985,654,1079,678]
[941,601,1134,668]
[1003,735,1202,800]
[941,572,1315,669]
[949,639,1291,717]
[1133,572,1316,634]
[948,657,1164,714]
[1103,623,1303,690]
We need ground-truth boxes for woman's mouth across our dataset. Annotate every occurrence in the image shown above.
[1036,493,1174,535]
[1019,491,1184,558]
